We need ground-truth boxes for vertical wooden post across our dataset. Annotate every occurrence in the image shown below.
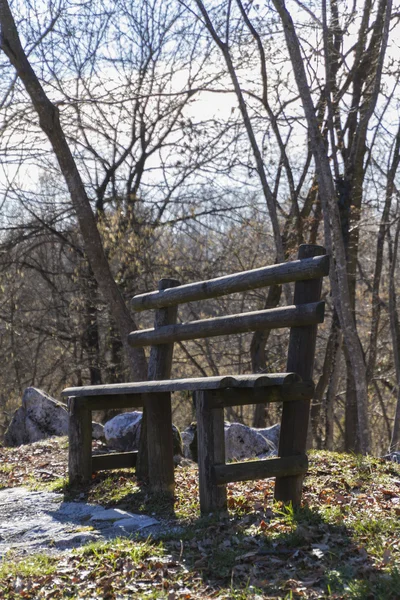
[146,278,180,495]
[196,390,227,513]
[275,244,326,506]
[68,397,92,486]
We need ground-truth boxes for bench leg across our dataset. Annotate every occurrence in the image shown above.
[275,244,325,507]
[195,390,227,514]
[146,392,175,495]
[68,397,92,486]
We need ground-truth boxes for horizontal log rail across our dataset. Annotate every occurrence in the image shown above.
[92,451,138,471]
[61,373,301,399]
[213,454,308,485]
[208,381,315,408]
[128,301,325,347]
[131,255,329,311]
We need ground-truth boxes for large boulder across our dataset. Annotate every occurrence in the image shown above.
[4,387,104,447]
[182,421,279,462]
[225,422,276,461]
[104,411,183,456]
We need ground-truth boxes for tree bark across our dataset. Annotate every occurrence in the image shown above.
[325,342,342,451]
[310,311,342,448]
[251,284,282,428]
[388,219,400,451]
[272,0,373,452]
[367,126,400,383]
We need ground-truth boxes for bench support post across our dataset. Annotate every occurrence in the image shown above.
[196,390,227,514]
[146,278,180,495]
[68,397,92,486]
[275,244,326,506]
[146,391,174,494]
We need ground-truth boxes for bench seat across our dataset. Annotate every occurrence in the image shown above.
[62,372,302,397]
[61,373,314,410]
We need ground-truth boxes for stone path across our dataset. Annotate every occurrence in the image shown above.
[0,487,160,559]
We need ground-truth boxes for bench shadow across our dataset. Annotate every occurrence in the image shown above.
[166,504,399,598]
[61,469,399,598]
[65,468,177,520]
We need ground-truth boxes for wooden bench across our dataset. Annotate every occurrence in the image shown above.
[62,244,329,512]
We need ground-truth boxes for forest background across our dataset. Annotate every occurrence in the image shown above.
[0,0,399,458]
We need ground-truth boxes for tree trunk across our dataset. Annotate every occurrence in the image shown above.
[388,219,400,451]
[310,311,341,447]
[251,283,282,428]
[82,266,102,386]
[0,0,147,381]
[367,126,400,383]
[325,342,342,451]
[272,0,372,452]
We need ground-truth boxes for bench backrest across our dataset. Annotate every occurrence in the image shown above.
[129,244,329,384]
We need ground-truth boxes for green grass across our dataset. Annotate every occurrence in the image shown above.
[0,553,57,579]
[0,464,14,474]
[26,475,68,493]
[75,535,163,563]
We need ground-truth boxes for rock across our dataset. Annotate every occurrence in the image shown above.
[104,411,142,451]
[255,423,280,449]
[4,387,104,447]
[382,452,400,464]
[0,487,159,558]
[104,411,183,456]
[182,421,279,462]
[225,422,276,460]
[181,423,197,460]
[92,421,105,440]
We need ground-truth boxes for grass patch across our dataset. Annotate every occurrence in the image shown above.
[75,536,163,563]
[0,464,14,474]
[26,476,68,493]
[0,553,57,579]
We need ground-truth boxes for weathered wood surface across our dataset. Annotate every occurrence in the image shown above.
[62,373,301,399]
[144,278,180,494]
[128,301,325,347]
[207,381,315,408]
[275,245,326,506]
[65,393,145,410]
[92,451,138,471]
[68,397,92,486]
[213,454,308,485]
[132,254,330,311]
[196,390,227,513]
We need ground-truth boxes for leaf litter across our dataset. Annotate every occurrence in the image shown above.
[0,440,399,598]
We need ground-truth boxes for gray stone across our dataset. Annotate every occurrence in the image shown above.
[256,423,280,449]
[181,421,279,462]
[92,421,105,440]
[0,487,159,558]
[4,387,104,447]
[104,411,142,451]
[104,411,183,456]
[382,452,400,463]
[225,422,276,460]
[181,423,196,460]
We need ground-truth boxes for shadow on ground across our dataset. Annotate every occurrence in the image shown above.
[67,468,400,599]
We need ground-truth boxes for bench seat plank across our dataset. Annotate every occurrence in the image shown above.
[61,373,301,398]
